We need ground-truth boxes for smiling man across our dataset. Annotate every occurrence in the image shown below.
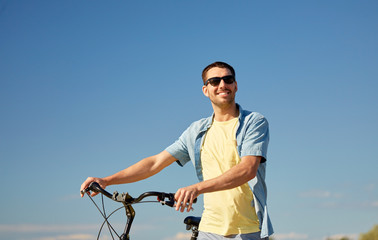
[80,61,273,240]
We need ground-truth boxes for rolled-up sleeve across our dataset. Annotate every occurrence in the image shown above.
[165,127,191,167]
[240,115,269,160]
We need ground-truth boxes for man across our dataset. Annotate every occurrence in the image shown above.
[80,61,273,240]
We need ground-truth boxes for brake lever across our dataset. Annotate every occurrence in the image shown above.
[157,193,197,211]
[157,193,175,207]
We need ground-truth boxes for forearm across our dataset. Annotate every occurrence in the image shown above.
[103,157,156,186]
[104,151,176,186]
[196,157,258,194]
[196,168,249,193]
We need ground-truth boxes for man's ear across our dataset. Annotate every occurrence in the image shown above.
[202,85,209,97]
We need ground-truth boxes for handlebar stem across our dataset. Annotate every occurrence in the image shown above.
[113,191,134,203]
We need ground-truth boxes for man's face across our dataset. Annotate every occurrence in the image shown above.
[202,67,238,109]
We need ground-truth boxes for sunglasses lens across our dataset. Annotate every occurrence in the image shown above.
[209,78,221,86]
[223,76,235,84]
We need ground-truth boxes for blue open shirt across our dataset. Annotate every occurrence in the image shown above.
[165,104,274,238]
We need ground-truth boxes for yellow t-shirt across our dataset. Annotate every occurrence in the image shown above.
[199,117,260,236]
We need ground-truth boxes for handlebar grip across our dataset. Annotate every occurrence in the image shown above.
[157,193,197,207]
[88,182,101,191]
[87,182,113,198]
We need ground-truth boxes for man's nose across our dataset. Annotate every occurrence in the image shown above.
[218,79,226,88]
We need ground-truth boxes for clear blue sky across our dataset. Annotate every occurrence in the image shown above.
[1,1,377,240]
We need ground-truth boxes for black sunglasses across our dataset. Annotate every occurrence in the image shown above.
[204,75,235,86]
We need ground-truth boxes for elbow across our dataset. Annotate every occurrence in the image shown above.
[234,168,256,186]
[245,171,257,182]
[240,156,261,182]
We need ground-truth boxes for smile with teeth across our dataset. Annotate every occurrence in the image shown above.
[218,91,230,96]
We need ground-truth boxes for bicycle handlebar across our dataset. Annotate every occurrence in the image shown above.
[83,182,197,207]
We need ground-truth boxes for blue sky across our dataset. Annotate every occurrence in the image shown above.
[1,1,377,240]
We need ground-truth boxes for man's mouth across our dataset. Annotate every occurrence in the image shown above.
[217,91,230,96]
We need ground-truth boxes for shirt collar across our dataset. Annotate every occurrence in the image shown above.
[201,103,243,131]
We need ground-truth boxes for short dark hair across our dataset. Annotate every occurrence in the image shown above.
[202,61,236,84]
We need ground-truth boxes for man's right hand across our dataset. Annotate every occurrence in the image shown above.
[174,184,200,212]
[80,177,107,197]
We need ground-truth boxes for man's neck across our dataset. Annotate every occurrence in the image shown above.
[212,103,239,122]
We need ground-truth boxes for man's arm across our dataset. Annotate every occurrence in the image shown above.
[80,150,177,197]
[174,155,261,212]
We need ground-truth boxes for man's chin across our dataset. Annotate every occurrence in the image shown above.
[211,100,236,108]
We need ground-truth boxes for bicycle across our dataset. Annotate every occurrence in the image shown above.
[81,182,201,240]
